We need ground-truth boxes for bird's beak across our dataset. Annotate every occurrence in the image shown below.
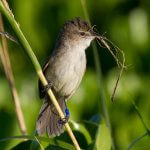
[90,30,99,39]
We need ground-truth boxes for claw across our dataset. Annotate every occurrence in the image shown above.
[58,116,69,125]
[42,81,53,93]
[58,108,70,125]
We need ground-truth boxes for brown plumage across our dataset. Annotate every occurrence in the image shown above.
[36,17,96,137]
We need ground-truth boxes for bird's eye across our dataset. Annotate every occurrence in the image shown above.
[80,32,85,36]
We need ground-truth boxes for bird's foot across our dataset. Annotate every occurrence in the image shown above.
[58,108,70,125]
[58,116,69,125]
[42,81,53,93]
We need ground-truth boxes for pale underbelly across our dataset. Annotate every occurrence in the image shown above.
[54,61,86,99]
[53,54,86,99]
[45,49,86,99]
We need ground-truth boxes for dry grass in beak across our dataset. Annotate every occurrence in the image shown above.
[95,34,127,102]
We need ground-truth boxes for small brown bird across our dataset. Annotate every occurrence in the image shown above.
[36,17,96,137]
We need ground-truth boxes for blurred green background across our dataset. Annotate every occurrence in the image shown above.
[0,0,150,149]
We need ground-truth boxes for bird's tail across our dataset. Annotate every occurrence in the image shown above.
[36,98,67,137]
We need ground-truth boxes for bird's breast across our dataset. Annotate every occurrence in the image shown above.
[54,49,86,98]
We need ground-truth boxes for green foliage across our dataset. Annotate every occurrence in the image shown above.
[0,0,150,149]
[11,140,32,150]
[96,123,111,150]
[0,120,107,150]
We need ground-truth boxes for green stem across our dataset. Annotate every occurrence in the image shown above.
[80,0,115,149]
[127,132,148,150]
[0,135,75,150]
[0,1,80,149]
[0,14,27,135]
[0,1,41,71]
[132,101,150,133]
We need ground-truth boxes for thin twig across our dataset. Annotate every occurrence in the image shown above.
[110,65,124,102]
[101,36,127,69]
[0,1,80,150]
[95,35,126,102]
[34,136,44,150]
[0,14,27,135]
[96,38,125,101]
[127,101,150,149]
[132,101,150,133]
[80,0,116,149]
[127,132,148,150]
[0,31,19,44]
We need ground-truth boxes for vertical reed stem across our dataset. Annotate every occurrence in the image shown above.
[80,0,115,149]
[0,1,80,149]
[0,14,27,135]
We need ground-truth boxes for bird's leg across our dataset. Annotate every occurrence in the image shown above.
[42,81,53,93]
